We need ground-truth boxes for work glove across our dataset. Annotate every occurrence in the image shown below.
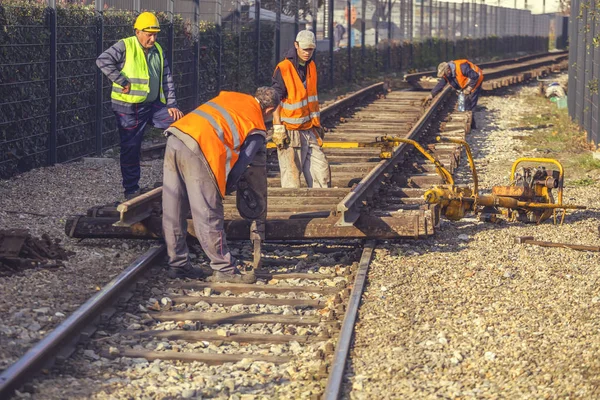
[421,94,433,106]
[463,87,473,96]
[272,124,290,150]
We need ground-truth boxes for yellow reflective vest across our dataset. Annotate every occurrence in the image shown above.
[170,92,266,197]
[111,36,166,106]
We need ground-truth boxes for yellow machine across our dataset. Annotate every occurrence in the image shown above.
[399,136,585,224]
[267,134,585,224]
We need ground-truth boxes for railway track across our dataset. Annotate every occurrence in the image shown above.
[0,52,569,399]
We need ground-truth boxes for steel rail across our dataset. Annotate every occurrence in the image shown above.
[403,50,568,84]
[116,83,386,228]
[335,85,452,226]
[324,240,376,400]
[0,245,166,398]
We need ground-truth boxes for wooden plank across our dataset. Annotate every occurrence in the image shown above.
[175,282,341,295]
[169,295,325,308]
[115,349,290,365]
[123,330,321,344]
[150,311,322,325]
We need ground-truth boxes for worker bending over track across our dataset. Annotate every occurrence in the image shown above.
[271,30,331,188]
[162,87,279,284]
[427,59,484,129]
[97,12,183,200]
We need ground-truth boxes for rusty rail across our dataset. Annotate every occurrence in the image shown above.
[334,86,452,226]
[403,51,569,89]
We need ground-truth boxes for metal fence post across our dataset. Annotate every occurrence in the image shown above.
[386,0,392,71]
[328,0,334,87]
[567,0,577,118]
[276,0,281,62]
[419,0,424,39]
[167,0,174,78]
[192,0,199,106]
[47,0,57,165]
[460,0,465,40]
[216,0,222,93]
[361,0,366,78]
[95,3,104,156]
[348,0,353,81]
[236,0,241,91]
[255,0,261,86]
[312,0,317,33]
[294,0,299,36]
[428,0,432,37]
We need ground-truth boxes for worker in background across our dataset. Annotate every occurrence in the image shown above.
[271,30,331,189]
[162,87,279,283]
[427,60,484,129]
[96,12,183,200]
[333,21,345,50]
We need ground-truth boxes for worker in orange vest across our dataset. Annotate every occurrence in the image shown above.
[427,60,484,129]
[162,87,280,283]
[271,30,331,188]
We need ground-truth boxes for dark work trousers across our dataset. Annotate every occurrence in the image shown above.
[465,86,482,111]
[162,135,235,272]
[115,102,175,194]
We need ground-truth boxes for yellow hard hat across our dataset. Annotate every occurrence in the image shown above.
[134,12,160,33]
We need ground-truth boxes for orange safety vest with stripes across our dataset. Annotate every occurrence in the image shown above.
[169,91,266,197]
[446,60,484,90]
[276,59,321,131]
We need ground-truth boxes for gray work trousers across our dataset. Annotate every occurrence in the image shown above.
[277,129,331,188]
[162,135,234,271]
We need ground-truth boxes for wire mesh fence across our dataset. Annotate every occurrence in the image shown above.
[568,0,599,146]
[0,0,563,178]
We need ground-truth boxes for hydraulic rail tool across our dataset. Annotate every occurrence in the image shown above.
[393,136,586,224]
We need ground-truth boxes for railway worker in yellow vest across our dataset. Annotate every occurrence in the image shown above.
[162,87,280,284]
[427,59,484,129]
[271,30,331,188]
[96,12,183,200]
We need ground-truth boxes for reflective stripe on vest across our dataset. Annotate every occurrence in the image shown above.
[449,59,484,90]
[111,36,166,105]
[169,92,266,197]
[276,59,320,130]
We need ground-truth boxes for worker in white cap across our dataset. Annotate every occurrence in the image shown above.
[97,12,183,199]
[271,30,331,188]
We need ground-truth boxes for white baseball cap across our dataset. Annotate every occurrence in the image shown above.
[296,30,316,49]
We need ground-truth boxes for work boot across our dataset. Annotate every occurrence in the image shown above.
[471,118,477,130]
[124,189,141,201]
[167,264,208,279]
[207,267,257,284]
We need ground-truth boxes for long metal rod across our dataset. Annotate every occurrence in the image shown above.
[0,246,166,398]
[324,240,376,400]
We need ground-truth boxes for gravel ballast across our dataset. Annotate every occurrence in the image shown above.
[0,156,165,371]
[345,80,600,399]
[3,75,600,399]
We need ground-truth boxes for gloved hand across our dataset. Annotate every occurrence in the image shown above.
[463,87,472,95]
[272,124,290,150]
[421,94,433,106]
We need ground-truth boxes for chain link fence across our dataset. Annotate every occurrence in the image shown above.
[1,0,562,178]
[568,0,599,146]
